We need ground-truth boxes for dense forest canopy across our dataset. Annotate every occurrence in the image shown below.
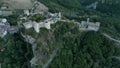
[39,0,120,17]
[48,21,120,68]
[1,33,33,68]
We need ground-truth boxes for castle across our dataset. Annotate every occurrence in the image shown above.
[78,18,100,31]
[23,12,61,33]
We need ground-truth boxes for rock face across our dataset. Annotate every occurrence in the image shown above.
[21,34,36,45]
[27,30,55,67]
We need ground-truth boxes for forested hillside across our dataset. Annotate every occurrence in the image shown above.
[96,0,120,17]
[1,0,120,68]
[1,33,33,68]
[46,21,120,68]
[37,0,120,68]
[39,0,120,39]
[39,0,120,17]
[38,0,83,18]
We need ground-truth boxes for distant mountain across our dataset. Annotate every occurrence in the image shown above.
[39,0,120,17]
[96,0,120,17]
[79,0,120,17]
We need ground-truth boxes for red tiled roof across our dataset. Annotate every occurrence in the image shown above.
[0,29,4,33]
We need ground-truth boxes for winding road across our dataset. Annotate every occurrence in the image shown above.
[43,47,59,68]
[103,33,120,48]
[102,33,120,43]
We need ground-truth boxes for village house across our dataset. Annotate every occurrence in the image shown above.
[0,3,8,10]
[1,6,7,10]
[0,18,19,38]
[8,26,19,34]
[0,10,13,16]
[0,19,9,38]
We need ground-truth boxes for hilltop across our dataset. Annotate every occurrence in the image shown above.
[0,0,120,68]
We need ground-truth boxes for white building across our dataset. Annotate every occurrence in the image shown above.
[79,18,100,31]
[24,10,30,16]
[44,22,51,29]
[23,21,33,29]
[2,19,7,23]
[23,12,62,33]
[33,21,40,33]
[87,22,100,31]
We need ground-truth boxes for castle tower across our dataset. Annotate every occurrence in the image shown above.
[58,12,62,18]
[33,21,40,33]
[87,18,90,23]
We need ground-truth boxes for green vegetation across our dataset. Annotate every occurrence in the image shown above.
[1,33,33,68]
[37,0,120,68]
[79,0,97,5]
[38,0,83,19]
[5,14,19,25]
[96,0,120,17]
[48,21,120,68]
[0,9,23,25]
[1,0,120,68]
[30,14,45,22]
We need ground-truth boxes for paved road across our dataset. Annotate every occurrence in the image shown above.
[103,33,120,43]
[103,33,120,60]
[43,47,59,68]
[103,33,120,48]
[86,1,98,9]
[112,56,120,60]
